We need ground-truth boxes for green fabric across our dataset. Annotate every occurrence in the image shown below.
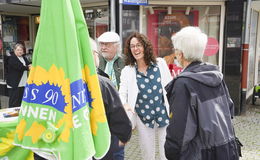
[255,85,260,92]
[0,118,33,160]
[13,0,110,159]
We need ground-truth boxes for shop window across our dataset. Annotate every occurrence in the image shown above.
[122,5,140,48]
[0,15,30,81]
[84,7,109,39]
[142,5,221,66]
[0,16,3,82]
[249,10,258,89]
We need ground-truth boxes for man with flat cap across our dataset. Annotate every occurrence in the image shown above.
[98,32,125,159]
[97,32,124,90]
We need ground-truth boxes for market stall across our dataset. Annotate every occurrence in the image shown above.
[0,107,33,160]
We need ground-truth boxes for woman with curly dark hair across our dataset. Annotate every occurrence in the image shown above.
[119,32,172,160]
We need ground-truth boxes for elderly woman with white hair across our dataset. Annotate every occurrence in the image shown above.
[164,26,240,160]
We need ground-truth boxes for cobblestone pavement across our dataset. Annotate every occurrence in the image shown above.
[125,104,260,160]
[233,104,260,160]
[1,96,259,160]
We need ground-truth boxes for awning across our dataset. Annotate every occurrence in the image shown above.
[0,0,106,15]
[0,1,41,15]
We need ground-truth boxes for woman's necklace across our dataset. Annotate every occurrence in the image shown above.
[138,65,148,75]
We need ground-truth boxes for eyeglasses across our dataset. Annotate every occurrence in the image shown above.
[130,43,143,49]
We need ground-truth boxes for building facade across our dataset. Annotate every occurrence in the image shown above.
[0,0,256,116]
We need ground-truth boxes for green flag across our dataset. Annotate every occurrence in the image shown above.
[13,0,111,159]
[0,117,33,160]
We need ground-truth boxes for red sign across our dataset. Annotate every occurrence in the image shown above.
[204,37,219,56]
[169,64,183,78]
[0,39,2,51]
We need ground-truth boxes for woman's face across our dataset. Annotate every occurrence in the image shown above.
[14,46,24,57]
[130,37,144,62]
[174,49,184,68]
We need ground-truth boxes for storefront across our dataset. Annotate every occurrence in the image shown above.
[0,0,251,115]
[248,0,260,101]
[81,1,109,39]
[0,1,110,99]
[0,14,36,99]
[118,0,247,115]
[1,1,226,74]
[120,0,225,69]
[0,1,41,100]
[1,15,32,75]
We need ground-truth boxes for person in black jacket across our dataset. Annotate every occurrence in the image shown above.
[97,75,132,160]
[92,38,132,160]
[6,43,31,108]
[164,26,239,160]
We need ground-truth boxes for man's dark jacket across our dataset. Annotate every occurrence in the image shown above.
[98,75,132,160]
[6,54,30,88]
[164,61,239,160]
[98,55,124,87]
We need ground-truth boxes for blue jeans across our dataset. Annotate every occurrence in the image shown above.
[113,136,125,160]
[113,146,124,160]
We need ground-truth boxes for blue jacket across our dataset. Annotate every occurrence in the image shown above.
[164,61,239,160]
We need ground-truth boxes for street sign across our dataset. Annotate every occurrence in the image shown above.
[120,0,148,6]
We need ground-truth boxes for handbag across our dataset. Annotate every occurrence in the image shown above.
[235,136,243,157]
[232,125,243,157]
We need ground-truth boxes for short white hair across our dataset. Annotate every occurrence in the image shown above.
[89,38,99,67]
[171,26,208,62]
[90,38,98,52]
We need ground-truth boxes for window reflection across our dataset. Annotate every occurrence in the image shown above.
[84,7,109,39]
[141,5,221,66]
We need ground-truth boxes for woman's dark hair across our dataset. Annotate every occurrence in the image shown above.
[124,32,156,66]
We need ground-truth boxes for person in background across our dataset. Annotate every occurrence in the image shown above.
[90,38,132,160]
[165,52,183,78]
[97,32,124,89]
[119,32,172,160]
[6,43,31,108]
[164,26,240,160]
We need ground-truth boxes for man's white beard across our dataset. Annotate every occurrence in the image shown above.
[102,52,114,60]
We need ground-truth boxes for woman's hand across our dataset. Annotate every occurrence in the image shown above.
[123,104,135,114]
[119,140,126,147]
[28,64,32,70]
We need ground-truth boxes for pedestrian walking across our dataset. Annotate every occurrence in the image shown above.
[119,32,172,160]
[164,26,240,160]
